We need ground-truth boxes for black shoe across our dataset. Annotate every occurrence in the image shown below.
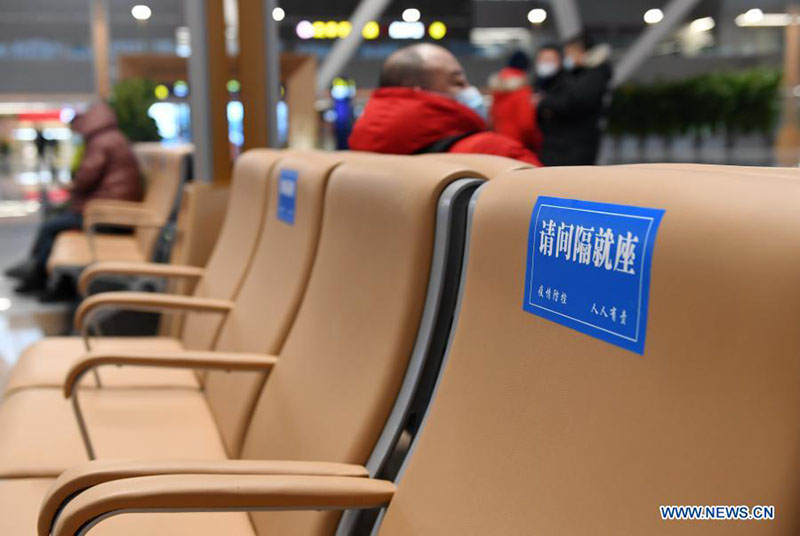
[14,274,46,294]
[38,286,76,303]
[37,275,77,303]
[37,289,67,303]
[4,259,36,280]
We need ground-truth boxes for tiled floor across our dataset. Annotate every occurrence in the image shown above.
[0,210,70,395]
[0,165,72,393]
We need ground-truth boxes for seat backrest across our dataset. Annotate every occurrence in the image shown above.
[623,162,800,179]
[159,183,230,337]
[421,153,532,177]
[242,155,480,536]
[202,151,344,456]
[179,149,280,351]
[378,165,800,534]
[130,144,192,256]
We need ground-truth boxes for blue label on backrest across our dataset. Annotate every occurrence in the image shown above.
[277,169,299,224]
[523,196,665,354]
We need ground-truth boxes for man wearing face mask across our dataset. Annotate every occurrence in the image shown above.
[349,43,542,166]
[488,49,543,152]
[536,33,612,166]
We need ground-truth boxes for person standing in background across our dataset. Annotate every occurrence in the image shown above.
[489,50,542,153]
[537,33,612,166]
[33,126,47,170]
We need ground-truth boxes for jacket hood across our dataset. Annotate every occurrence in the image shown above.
[584,43,612,68]
[489,68,530,93]
[349,87,487,154]
[71,101,118,138]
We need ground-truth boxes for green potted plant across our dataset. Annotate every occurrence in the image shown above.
[108,78,162,142]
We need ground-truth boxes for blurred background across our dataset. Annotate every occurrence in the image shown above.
[2,1,799,180]
[0,0,799,209]
[0,0,799,382]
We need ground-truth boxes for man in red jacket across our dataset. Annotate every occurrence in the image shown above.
[349,44,542,166]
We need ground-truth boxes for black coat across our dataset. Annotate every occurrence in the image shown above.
[537,62,612,166]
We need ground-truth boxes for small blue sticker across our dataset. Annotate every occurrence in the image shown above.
[523,196,665,354]
[277,169,298,224]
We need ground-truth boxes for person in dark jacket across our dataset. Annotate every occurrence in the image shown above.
[537,33,612,166]
[6,101,143,293]
[349,44,542,166]
[489,50,542,153]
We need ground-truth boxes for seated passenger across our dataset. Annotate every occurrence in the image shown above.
[6,101,143,294]
[349,43,542,166]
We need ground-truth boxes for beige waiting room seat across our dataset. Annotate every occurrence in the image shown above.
[0,150,341,476]
[0,154,486,535]
[23,163,800,536]
[3,150,282,396]
[46,145,191,276]
[422,152,533,176]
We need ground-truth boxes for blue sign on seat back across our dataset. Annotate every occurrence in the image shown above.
[523,196,665,354]
[277,169,299,225]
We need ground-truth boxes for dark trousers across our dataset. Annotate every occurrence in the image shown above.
[30,211,83,274]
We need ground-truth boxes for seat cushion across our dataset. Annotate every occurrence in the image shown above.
[0,390,87,477]
[47,232,145,273]
[0,477,255,536]
[0,388,228,478]
[80,512,256,536]
[4,336,198,396]
[0,478,55,534]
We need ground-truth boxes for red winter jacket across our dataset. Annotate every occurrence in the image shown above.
[349,87,541,166]
[489,67,542,152]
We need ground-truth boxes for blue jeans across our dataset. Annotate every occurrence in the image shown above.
[30,211,83,274]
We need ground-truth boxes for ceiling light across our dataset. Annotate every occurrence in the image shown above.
[296,20,314,39]
[527,8,547,24]
[131,4,151,21]
[690,16,715,32]
[389,21,425,39]
[428,21,447,40]
[402,8,421,22]
[742,8,764,24]
[643,8,664,24]
[362,21,380,40]
[734,9,796,27]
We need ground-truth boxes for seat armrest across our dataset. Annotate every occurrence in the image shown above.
[83,205,163,231]
[64,350,277,397]
[51,474,395,536]
[40,460,369,536]
[74,292,233,333]
[82,200,143,213]
[79,262,205,295]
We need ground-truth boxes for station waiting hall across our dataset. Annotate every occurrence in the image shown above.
[0,0,799,534]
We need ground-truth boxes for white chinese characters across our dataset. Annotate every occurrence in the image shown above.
[590,303,628,325]
[539,219,639,275]
[537,285,567,305]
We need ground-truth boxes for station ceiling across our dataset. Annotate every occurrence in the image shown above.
[0,0,792,45]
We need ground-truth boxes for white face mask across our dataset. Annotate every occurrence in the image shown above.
[536,62,559,79]
[455,85,488,120]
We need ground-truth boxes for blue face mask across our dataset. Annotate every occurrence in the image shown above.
[563,56,576,71]
[455,86,488,121]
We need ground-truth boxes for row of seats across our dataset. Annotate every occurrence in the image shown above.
[1,151,798,535]
[46,144,193,283]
